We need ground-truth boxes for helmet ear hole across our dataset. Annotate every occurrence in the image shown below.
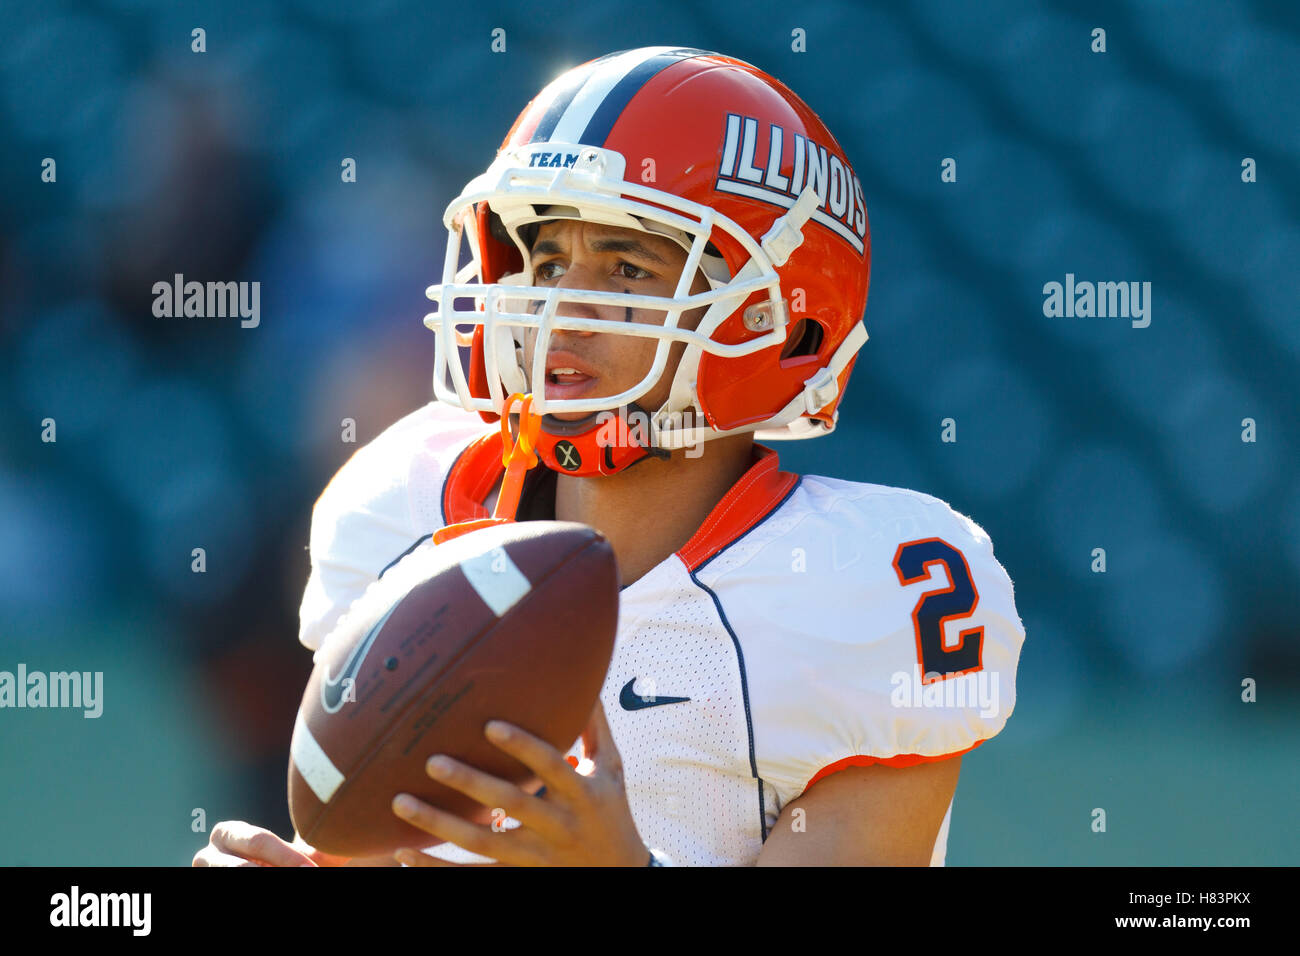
[480,204,524,281]
[779,318,824,362]
[488,209,512,245]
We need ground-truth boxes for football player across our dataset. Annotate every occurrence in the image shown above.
[195,47,1024,868]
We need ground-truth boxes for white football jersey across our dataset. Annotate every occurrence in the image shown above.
[298,402,1026,866]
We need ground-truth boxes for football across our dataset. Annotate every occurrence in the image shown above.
[288,520,620,858]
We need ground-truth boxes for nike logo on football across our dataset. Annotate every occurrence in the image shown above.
[619,678,690,711]
[321,602,398,714]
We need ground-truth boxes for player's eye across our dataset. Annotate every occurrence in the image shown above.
[617,261,653,281]
[533,261,564,282]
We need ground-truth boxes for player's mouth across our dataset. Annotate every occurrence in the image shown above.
[544,368,597,400]
[543,353,599,401]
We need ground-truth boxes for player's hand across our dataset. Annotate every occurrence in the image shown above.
[192,821,351,867]
[391,701,648,867]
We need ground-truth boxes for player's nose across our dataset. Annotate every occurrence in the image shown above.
[547,266,604,335]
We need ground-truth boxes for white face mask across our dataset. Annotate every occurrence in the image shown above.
[424,143,850,451]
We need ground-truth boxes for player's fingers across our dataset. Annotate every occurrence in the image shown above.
[391,793,545,865]
[581,702,623,780]
[580,703,600,762]
[482,721,585,801]
[422,755,569,841]
[192,845,270,868]
[210,821,315,867]
[303,847,350,867]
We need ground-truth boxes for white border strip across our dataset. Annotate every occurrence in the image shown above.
[291,713,345,804]
[715,178,864,253]
[461,548,532,618]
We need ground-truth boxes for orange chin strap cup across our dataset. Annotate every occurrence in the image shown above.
[432,393,543,545]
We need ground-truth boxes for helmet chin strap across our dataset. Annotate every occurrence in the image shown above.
[432,391,673,549]
[527,401,671,477]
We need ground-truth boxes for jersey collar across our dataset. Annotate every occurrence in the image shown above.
[675,445,800,572]
[442,430,801,571]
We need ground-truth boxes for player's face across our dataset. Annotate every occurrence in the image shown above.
[520,219,710,421]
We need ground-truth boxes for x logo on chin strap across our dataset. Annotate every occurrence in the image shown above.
[555,441,581,471]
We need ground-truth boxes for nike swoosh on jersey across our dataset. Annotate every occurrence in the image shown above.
[619,678,690,711]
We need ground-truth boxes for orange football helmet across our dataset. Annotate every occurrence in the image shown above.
[425,46,870,477]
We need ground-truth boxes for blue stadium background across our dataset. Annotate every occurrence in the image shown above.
[1,0,1296,865]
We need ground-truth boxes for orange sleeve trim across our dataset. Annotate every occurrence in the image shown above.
[675,443,799,572]
[442,431,505,525]
[803,738,986,792]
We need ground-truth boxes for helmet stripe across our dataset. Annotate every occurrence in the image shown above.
[527,51,624,144]
[577,47,710,145]
[533,47,710,147]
